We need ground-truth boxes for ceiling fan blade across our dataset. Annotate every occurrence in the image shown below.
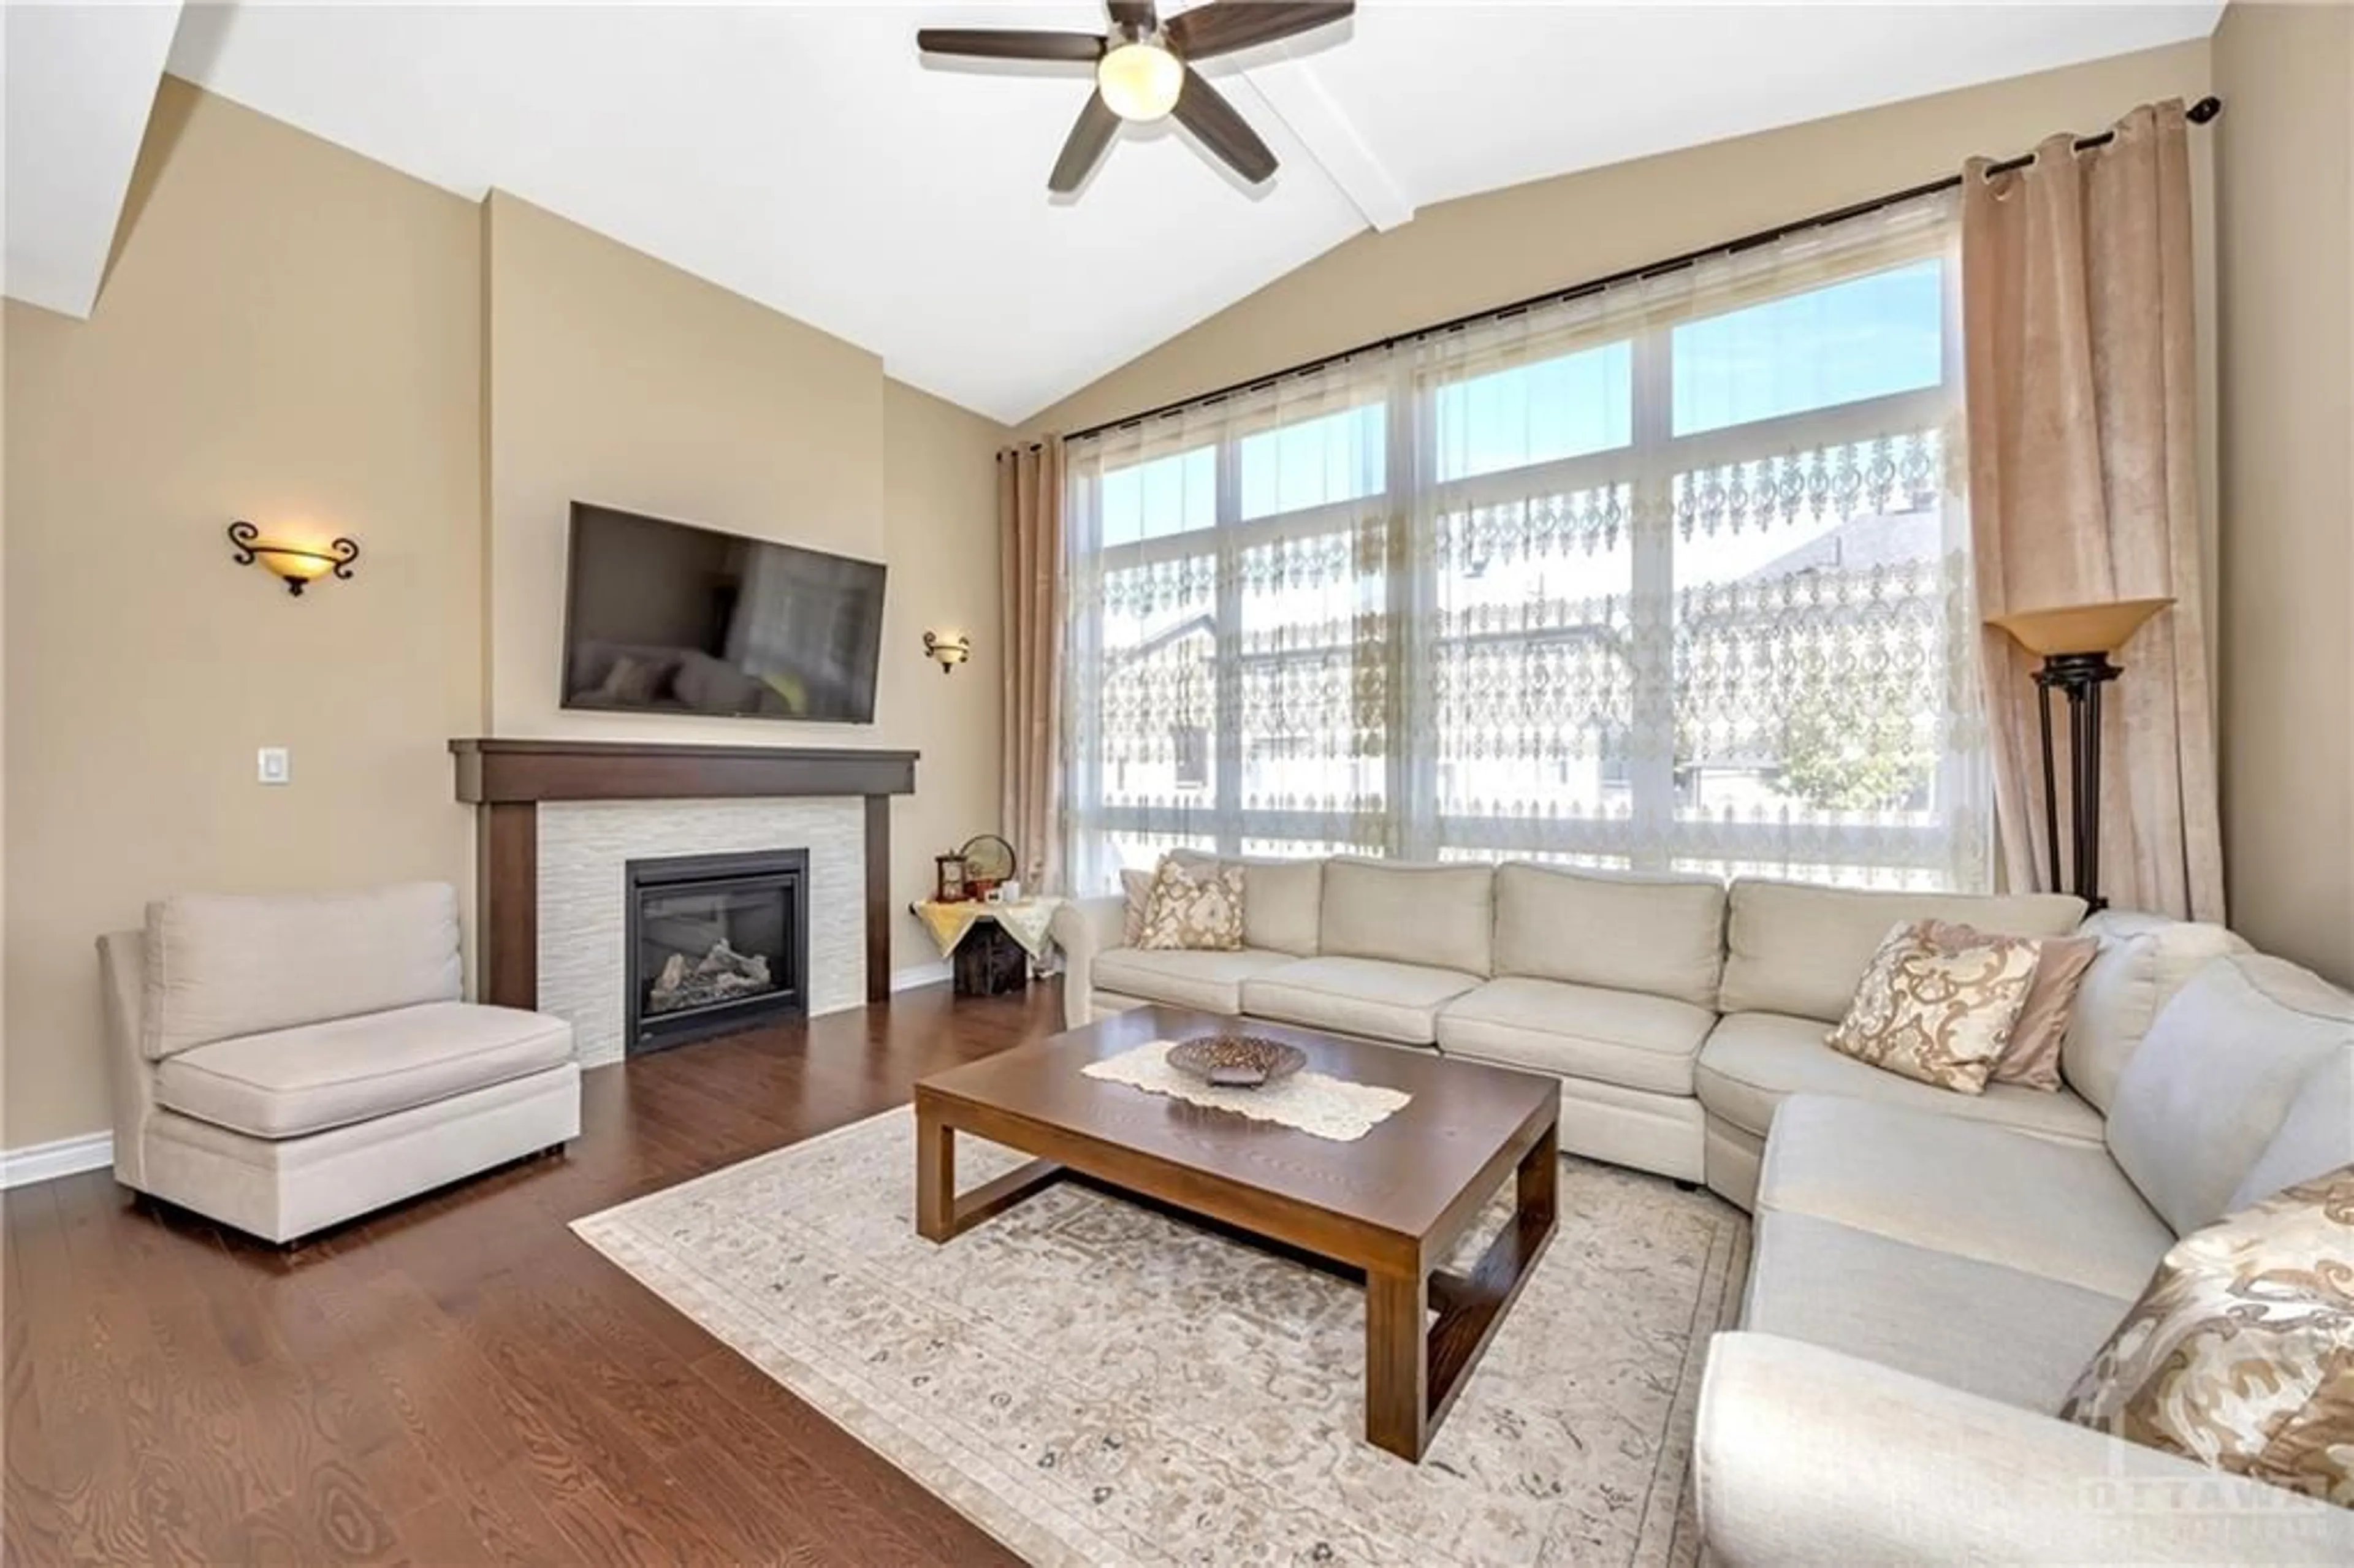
[1172,67,1276,185]
[1049,93,1122,194]
[1106,2,1159,34]
[1166,1,1353,60]
[916,28,1104,63]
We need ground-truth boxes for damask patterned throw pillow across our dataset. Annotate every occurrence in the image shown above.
[1136,857,1245,953]
[1823,920,2041,1094]
[1920,920,2100,1092]
[2062,1164,2354,1505]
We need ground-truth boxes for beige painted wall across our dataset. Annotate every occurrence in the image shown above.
[3,81,484,1147]
[1032,42,2217,438]
[2212,1,2354,984]
[4,92,1007,1149]
[482,194,1006,978]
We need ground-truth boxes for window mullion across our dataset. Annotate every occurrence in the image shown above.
[1390,360,1428,858]
[1628,325,1677,874]
[1213,433,1244,856]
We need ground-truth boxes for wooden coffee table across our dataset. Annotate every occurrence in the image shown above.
[912,1006,1560,1461]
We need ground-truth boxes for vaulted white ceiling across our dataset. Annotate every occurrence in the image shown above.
[4,0,181,318]
[10,2,2223,422]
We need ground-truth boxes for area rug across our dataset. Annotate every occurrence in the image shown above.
[571,1108,1750,1566]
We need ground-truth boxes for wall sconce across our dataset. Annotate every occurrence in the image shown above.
[227,520,360,597]
[923,631,971,674]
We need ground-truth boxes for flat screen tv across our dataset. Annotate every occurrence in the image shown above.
[561,502,886,723]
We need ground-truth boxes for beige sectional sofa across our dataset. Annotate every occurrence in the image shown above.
[1702,951,2354,1561]
[1059,851,2354,1555]
[1053,854,2102,1203]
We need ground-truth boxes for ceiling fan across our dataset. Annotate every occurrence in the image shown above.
[918,2,1355,193]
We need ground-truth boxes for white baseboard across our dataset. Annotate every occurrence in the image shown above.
[2,1131,114,1190]
[889,961,953,993]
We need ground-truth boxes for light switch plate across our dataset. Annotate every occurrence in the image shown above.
[257,747,291,785]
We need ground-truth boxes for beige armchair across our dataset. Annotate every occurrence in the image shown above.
[99,882,580,1243]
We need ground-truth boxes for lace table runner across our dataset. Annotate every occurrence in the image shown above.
[1081,1040,1411,1142]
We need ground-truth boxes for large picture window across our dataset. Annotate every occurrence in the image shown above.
[1061,198,1986,894]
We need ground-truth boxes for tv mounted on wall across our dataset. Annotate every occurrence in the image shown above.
[560,502,886,723]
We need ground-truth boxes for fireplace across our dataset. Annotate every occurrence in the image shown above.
[624,848,809,1054]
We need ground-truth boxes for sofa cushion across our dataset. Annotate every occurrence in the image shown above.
[1240,957,1482,1045]
[143,883,464,1060]
[1318,859,1493,978]
[1718,879,2084,1024]
[1743,1211,2136,1413]
[2106,954,2354,1236]
[1436,976,1715,1096]
[153,1002,574,1139]
[1758,1095,2174,1299]
[1091,947,1300,1016]
[1492,864,1726,1008]
[2234,1046,2354,1213]
[1230,856,1323,957]
[1697,1012,2105,1145]
[2063,911,2253,1113]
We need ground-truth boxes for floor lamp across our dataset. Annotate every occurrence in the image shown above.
[1986,598,2173,912]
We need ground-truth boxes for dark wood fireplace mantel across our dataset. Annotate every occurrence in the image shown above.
[450,739,920,1014]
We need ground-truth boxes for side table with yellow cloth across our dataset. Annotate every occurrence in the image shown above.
[912,897,1063,996]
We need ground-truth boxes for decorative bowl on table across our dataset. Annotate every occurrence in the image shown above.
[1167,1034,1306,1090]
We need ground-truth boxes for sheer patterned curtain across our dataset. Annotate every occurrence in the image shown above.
[1062,367,1394,895]
[1061,194,1987,894]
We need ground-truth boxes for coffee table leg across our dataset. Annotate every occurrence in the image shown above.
[916,1102,956,1242]
[914,1094,1066,1244]
[1365,1268,1430,1461]
[1520,1115,1559,1226]
[1372,1113,1561,1462]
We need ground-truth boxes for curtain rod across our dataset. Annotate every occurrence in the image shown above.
[1027,95,2222,450]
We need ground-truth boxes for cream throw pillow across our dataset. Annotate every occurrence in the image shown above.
[1136,858,1244,952]
[1920,920,2099,1092]
[1119,867,1155,946]
[1824,921,2041,1094]
[2062,1163,2354,1506]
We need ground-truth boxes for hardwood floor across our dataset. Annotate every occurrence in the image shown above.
[3,981,1064,1566]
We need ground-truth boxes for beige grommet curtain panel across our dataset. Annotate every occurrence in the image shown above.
[1962,99,2225,920]
[1000,437,1067,893]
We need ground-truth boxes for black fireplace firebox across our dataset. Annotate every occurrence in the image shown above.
[624,848,810,1054]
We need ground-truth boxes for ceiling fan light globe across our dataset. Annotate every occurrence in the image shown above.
[1097,41,1182,121]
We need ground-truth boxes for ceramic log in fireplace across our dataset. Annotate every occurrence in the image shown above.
[625,849,810,1053]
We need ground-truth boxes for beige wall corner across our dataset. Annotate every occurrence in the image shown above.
[881,379,1008,969]
[2212,1,2354,984]
[2,80,485,1147]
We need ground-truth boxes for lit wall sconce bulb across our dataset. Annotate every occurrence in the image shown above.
[922,631,972,674]
[227,520,360,597]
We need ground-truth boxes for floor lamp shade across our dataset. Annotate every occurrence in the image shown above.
[1987,598,2173,911]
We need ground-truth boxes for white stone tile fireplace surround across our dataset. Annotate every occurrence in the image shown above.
[450,739,919,1064]
[539,799,867,1067]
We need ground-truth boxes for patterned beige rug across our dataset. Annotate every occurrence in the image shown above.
[572,1108,1750,1566]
